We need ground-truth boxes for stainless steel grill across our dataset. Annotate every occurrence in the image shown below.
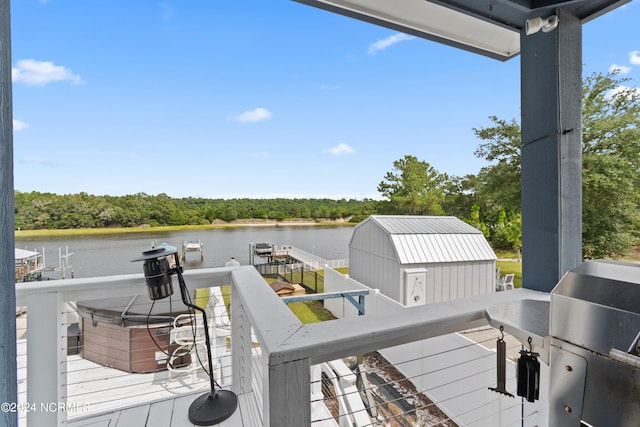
[549,260,640,427]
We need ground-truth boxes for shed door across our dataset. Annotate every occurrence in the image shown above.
[404,268,427,307]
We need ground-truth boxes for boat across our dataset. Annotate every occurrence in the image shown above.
[183,240,203,251]
[182,239,204,261]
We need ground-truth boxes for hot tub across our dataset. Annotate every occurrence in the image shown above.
[77,294,191,373]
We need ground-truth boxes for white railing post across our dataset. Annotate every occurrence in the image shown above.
[26,291,66,426]
[231,286,252,395]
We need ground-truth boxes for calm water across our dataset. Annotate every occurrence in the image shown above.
[16,226,354,279]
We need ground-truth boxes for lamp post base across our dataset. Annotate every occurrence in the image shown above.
[188,389,238,426]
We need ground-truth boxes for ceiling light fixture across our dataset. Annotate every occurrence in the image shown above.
[525,15,559,36]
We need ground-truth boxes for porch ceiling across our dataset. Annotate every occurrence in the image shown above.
[293,0,631,60]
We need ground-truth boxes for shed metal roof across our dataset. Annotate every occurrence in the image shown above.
[365,215,496,263]
[369,215,484,235]
[392,234,496,263]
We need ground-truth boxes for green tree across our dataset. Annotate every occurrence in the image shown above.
[13,190,378,229]
[503,212,522,259]
[494,209,522,257]
[377,155,446,215]
[442,174,480,221]
[468,205,490,238]
[582,72,640,257]
[473,116,522,217]
[473,71,640,258]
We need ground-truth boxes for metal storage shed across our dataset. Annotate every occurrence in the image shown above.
[349,215,497,306]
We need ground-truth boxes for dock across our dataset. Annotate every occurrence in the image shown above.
[15,248,46,282]
[249,243,348,270]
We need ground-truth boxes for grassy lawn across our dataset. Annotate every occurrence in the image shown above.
[197,280,337,326]
[14,225,213,239]
[195,287,211,309]
[263,277,336,323]
[285,301,337,323]
[14,221,355,239]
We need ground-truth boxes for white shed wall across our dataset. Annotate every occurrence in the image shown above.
[349,255,496,306]
[350,217,497,306]
[349,219,403,302]
[350,247,401,302]
[323,267,403,318]
[422,260,496,303]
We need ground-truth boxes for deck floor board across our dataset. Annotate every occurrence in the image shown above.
[146,399,174,427]
[64,389,256,427]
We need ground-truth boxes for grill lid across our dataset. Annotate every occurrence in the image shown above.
[550,260,640,356]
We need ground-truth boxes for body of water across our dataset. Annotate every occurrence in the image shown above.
[16,226,354,279]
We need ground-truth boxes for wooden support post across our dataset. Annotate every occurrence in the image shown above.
[520,9,583,292]
[0,1,17,426]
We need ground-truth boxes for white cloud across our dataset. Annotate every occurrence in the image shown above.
[327,143,355,156]
[609,64,631,74]
[12,59,84,86]
[229,107,272,123]
[13,119,28,132]
[630,51,640,65]
[367,33,413,55]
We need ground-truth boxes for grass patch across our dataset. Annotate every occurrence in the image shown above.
[286,301,337,324]
[494,249,521,259]
[496,260,522,288]
[262,277,335,324]
[14,221,355,239]
[220,285,231,314]
[194,287,210,309]
[14,225,212,239]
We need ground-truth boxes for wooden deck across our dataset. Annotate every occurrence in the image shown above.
[17,338,335,427]
[17,337,258,427]
[63,389,259,427]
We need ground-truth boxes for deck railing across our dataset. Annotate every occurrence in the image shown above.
[15,265,549,426]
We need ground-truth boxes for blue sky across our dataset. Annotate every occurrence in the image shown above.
[9,0,640,200]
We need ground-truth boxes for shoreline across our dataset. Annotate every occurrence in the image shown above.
[14,219,356,239]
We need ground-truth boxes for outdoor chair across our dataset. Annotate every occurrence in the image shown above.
[496,273,515,291]
[165,294,218,389]
[166,313,208,388]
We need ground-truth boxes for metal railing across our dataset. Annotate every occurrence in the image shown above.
[15,266,549,426]
[230,266,550,426]
[287,246,348,270]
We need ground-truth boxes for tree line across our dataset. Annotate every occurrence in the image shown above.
[14,71,639,259]
[14,192,378,229]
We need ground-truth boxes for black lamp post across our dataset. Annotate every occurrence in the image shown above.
[133,244,238,425]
